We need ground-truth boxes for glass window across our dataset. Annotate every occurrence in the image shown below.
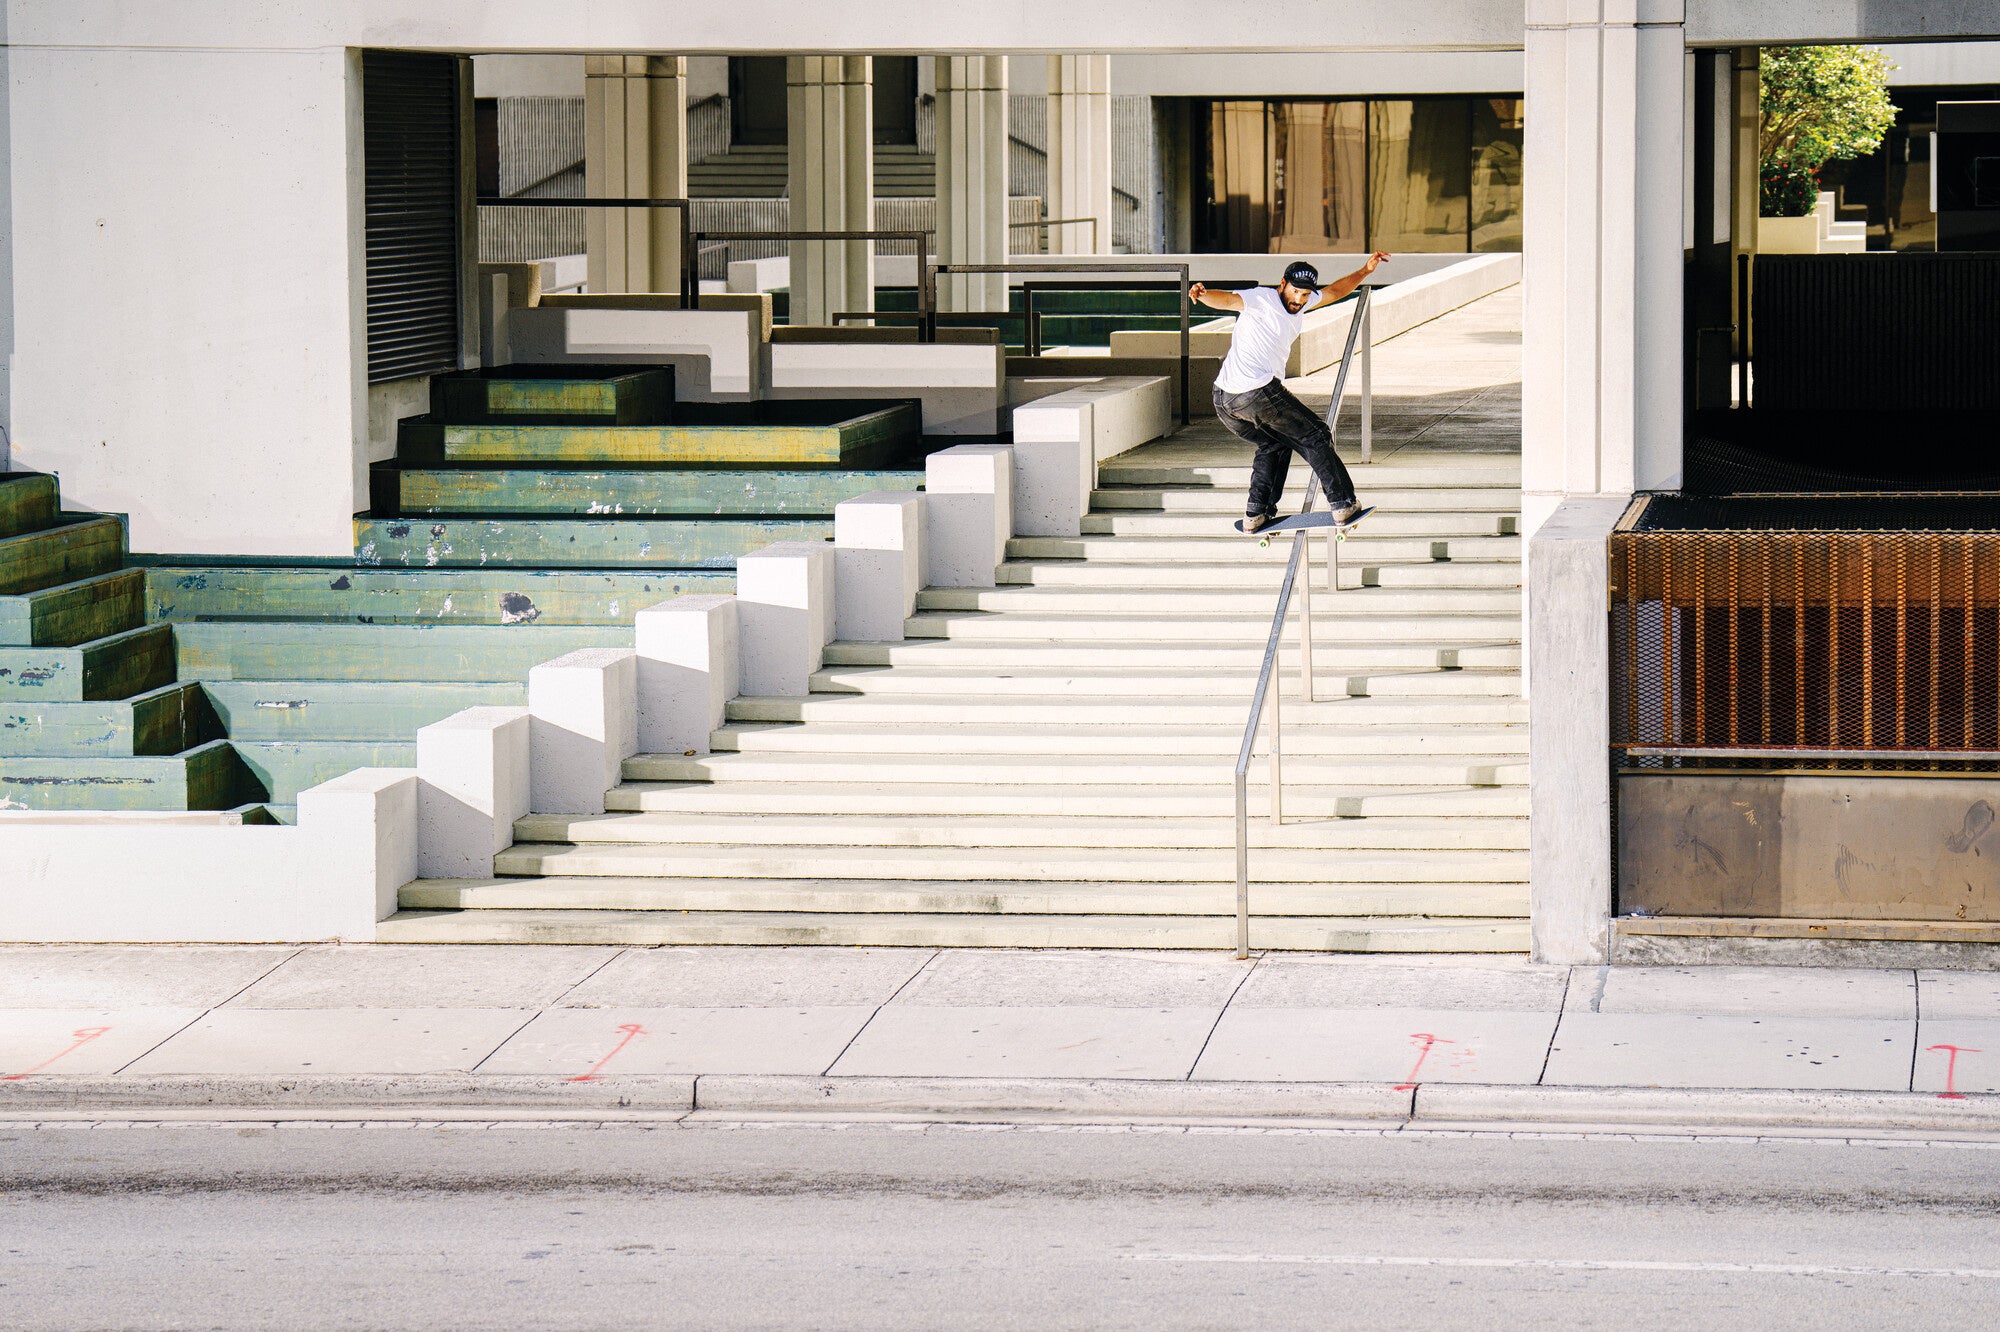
[1206,101,1272,252]
[1471,98,1525,252]
[1270,102,1366,253]
[1368,99,1471,252]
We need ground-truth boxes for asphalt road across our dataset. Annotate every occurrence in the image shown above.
[5,1120,1999,1329]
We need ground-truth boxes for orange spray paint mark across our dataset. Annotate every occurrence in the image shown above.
[570,1023,648,1083]
[1928,1043,1982,1100]
[2,1025,111,1081]
[1394,1032,1448,1091]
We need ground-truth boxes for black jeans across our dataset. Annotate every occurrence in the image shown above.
[1213,379,1357,519]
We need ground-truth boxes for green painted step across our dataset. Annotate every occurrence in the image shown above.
[354,516,828,570]
[395,401,921,467]
[431,365,674,425]
[0,569,145,647]
[173,622,631,682]
[147,567,727,627]
[0,683,219,758]
[0,624,175,702]
[232,740,415,804]
[385,467,925,517]
[0,738,256,812]
[0,515,123,597]
[205,680,526,741]
[0,473,59,539]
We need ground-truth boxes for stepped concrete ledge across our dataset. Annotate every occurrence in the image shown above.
[7,948,1996,1136]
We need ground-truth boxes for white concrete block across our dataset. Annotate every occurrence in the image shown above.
[416,706,531,879]
[764,341,1005,435]
[1010,399,1095,537]
[294,767,421,930]
[737,541,834,697]
[1065,376,1174,463]
[505,305,761,400]
[726,254,790,294]
[634,594,739,755]
[528,648,639,816]
[835,491,926,642]
[924,445,1014,588]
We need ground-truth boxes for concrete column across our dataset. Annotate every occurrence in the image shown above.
[1729,46,1761,362]
[737,541,834,696]
[416,706,531,879]
[925,444,1014,588]
[787,56,874,327]
[1045,56,1112,255]
[935,55,1009,311]
[584,55,689,295]
[1521,0,1686,537]
[528,648,639,816]
[634,594,739,755]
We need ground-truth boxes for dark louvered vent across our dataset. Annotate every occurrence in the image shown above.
[1751,253,2000,413]
[364,51,462,384]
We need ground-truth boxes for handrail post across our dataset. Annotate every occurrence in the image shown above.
[1234,771,1250,959]
[1359,290,1374,463]
[1268,647,1283,826]
[1298,530,1315,702]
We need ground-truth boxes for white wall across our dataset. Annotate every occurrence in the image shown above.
[1014,52,1525,97]
[1879,41,2000,85]
[471,54,585,96]
[6,44,365,556]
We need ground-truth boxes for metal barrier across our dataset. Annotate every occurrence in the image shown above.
[832,309,1042,347]
[930,260,1195,424]
[477,196,697,308]
[1007,216,1101,253]
[1230,285,1375,957]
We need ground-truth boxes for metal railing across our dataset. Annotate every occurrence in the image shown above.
[477,196,698,308]
[1008,215,1101,253]
[930,260,1195,423]
[697,229,938,332]
[1231,285,1376,958]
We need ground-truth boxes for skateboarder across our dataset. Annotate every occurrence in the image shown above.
[1192,253,1389,534]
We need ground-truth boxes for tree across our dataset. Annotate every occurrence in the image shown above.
[1759,46,1897,171]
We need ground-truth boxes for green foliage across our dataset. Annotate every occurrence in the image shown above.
[1759,46,1898,172]
[1760,157,1820,218]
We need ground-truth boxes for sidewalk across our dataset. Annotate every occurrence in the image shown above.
[3,945,1997,1134]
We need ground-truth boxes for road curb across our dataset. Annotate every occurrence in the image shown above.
[2,1075,1995,1134]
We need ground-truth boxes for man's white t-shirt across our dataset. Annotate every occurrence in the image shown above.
[1212,285,1304,395]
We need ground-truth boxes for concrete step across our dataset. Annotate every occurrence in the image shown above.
[230,739,415,804]
[377,907,1530,951]
[147,566,727,627]
[202,680,526,741]
[821,640,1521,671]
[0,737,255,811]
[621,750,1528,787]
[429,366,673,424]
[1005,535,1520,563]
[805,665,1521,699]
[354,515,829,571]
[1082,511,1518,538]
[491,842,1528,890]
[0,683,219,758]
[0,568,145,647]
[387,466,923,517]
[915,586,1520,615]
[0,624,175,702]
[1100,461,1520,490]
[395,401,920,467]
[902,609,1522,643]
[0,515,124,597]
[710,720,1525,757]
[514,810,1529,851]
[726,692,1528,726]
[606,780,1530,819]
[0,473,59,540]
[994,560,1521,590]
[172,622,630,683]
[1090,485,1520,514]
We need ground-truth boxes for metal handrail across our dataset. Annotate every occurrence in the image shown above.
[1231,284,1376,958]
[930,260,1194,423]
[477,196,697,309]
[1007,215,1101,252]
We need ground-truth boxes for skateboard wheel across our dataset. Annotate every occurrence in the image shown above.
[1257,537,1271,549]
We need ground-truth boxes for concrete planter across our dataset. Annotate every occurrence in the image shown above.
[1756,215,1822,254]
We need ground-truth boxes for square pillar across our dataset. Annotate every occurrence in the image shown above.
[528,648,639,816]
[416,706,531,879]
[634,594,739,755]
[1046,56,1113,255]
[835,491,926,642]
[935,55,1009,311]
[737,541,834,696]
[585,55,689,295]
[788,56,874,327]
[925,444,1014,588]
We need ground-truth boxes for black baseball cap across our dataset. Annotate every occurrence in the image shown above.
[1280,261,1321,291]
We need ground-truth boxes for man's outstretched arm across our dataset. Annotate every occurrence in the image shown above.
[1312,252,1392,310]
[1188,282,1244,312]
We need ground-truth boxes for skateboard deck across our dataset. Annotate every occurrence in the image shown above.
[1235,506,1375,548]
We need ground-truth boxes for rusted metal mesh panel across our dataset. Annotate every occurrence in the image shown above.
[1610,530,2000,756]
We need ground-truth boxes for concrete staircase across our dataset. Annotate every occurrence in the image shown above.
[689,144,937,199]
[389,446,1530,951]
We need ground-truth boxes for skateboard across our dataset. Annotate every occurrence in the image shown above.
[1234,506,1375,548]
